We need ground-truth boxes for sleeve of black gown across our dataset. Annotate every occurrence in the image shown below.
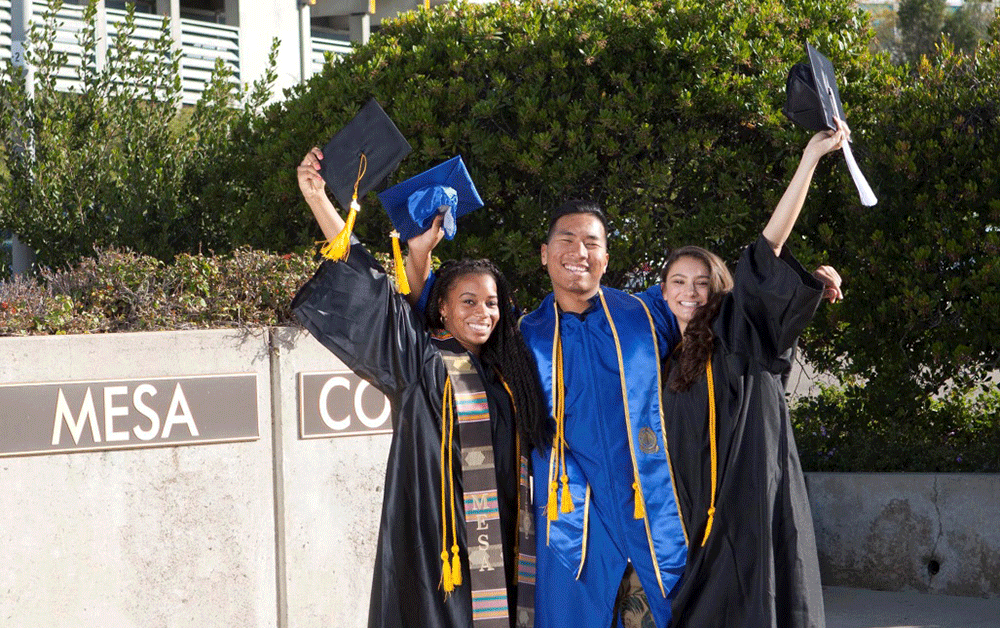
[716,235,825,374]
[290,241,432,397]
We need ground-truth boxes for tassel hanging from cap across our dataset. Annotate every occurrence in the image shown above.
[320,154,367,261]
[390,230,411,295]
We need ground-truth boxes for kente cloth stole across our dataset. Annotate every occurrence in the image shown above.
[437,345,512,628]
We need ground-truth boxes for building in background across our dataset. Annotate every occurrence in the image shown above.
[1,0,494,104]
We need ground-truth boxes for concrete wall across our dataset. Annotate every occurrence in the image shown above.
[1,328,997,628]
[270,326,390,628]
[807,472,1000,598]
[0,329,278,628]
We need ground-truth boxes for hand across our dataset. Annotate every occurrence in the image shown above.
[813,265,843,303]
[803,117,850,163]
[297,147,326,203]
[407,213,446,258]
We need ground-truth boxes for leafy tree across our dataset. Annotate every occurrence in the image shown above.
[944,0,996,53]
[225,0,999,471]
[897,0,947,62]
[0,0,276,268]
[881,0,995,63]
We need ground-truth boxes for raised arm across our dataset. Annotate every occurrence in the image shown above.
[762,120,848,257]
[297,147,345,240]
[403,213,445,308]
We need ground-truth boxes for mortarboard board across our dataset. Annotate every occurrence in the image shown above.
[782,44,877,206]
[317,98,412,267]
[377,155,485,242]
[320,98,412,211]
[782,43,846,133]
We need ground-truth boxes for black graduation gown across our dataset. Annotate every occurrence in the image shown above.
[291,243,519,628]
[665,236,826,628]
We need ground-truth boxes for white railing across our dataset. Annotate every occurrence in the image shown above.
[1,1,12,63]
[311,31,351,76]
[0,1,239,105]
[177,16,239,104]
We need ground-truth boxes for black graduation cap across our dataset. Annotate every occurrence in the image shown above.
[377,155,484,242]
[320,98,412,211]
[782,43,877,206]
[782,43,847,133]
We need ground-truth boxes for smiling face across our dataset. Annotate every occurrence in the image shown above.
[438,272,500,356]
[661,255,711,334]
[541,213,609,312]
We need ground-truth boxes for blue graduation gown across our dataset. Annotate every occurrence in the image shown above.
[520,286,687,628]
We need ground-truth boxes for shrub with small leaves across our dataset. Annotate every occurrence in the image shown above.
[0,247,322,335]
[792,382,1000,472]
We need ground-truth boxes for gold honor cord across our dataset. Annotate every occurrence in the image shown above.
[546,299,574,523]
[320,154,367,261]
[700,361,717,547]
[439,377,462,594]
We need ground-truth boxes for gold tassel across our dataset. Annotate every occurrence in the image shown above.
[633,480,645,519]
[450,544,463,587]
[320,200,358,260]
[319,154,367,261]
[440,550,454,593]
[560,473,574,513]
[547,480,559,521]
[391,230,411,295]
[701,506,716,547]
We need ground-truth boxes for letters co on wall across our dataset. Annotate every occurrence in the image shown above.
[299,371,392,439]
[0,374,259,458]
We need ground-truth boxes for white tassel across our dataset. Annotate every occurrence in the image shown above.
[842,141,877,207]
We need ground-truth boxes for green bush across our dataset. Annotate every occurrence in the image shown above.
[0,0,277,268]
[792,382,1000,472]
[227,0,874,302]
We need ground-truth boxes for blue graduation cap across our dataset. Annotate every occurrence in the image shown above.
[377,155,485,242]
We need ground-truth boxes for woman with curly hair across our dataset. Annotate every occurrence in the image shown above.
[659,126,845,628]
[292,147,546,628]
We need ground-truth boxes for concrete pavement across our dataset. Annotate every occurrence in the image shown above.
[824,586,1000,628]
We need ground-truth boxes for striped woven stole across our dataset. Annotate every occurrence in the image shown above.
[440,350,511,628]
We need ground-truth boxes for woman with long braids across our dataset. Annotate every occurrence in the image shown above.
[658,125,846,628]
[291,146,547,628]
